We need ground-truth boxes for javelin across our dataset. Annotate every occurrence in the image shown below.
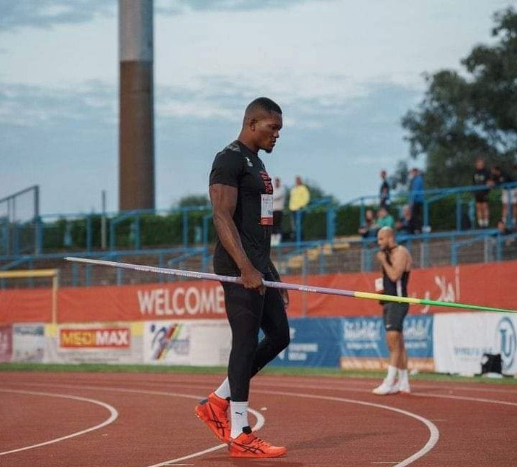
[65,257,516,314]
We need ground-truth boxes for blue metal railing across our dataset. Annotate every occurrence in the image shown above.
[3,181,517,257]
[347,181,517,232]
[0,246,206,288]
[2,229,517,289]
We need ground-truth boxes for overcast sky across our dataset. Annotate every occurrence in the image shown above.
[0,0,512,215]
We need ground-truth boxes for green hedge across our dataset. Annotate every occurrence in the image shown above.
[39,194,505,251]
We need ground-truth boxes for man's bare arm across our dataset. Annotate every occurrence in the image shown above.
[377,248,409,283]
[210,184,264,291]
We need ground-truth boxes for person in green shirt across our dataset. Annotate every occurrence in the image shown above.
[377,207,394,229]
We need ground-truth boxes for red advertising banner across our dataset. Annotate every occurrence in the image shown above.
[1,260,516,323]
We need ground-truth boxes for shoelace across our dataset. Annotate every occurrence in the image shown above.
[251,436,270,447]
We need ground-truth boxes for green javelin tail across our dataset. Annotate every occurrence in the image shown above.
[354,291,517,314]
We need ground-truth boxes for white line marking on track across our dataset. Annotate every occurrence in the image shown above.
[7,381,438,467]
[141,407,265,467]
[415,393,517,407]
[12,382,439,467]
[254,389,439,467]
[253,377,517,395]
[1,383,264,467]
[0,389,118,457]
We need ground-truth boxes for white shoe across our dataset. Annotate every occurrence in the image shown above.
[372,380,396,395]
[398,382,411,394]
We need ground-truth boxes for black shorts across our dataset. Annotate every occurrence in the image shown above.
[474,191,489,203]
[383,302,409,332]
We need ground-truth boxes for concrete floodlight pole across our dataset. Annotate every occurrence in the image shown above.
[119,0,155,210]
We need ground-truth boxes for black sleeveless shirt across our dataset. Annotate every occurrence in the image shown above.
[383,269,410,297]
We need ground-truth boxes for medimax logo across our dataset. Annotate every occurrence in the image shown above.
[137,285,225,317]
[60,328,130,348]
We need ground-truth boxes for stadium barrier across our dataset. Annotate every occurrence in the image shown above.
[1,260,516,323]
[1,261,515,375]
[2,314,514,376]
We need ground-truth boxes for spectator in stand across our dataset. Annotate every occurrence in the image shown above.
[358,209,379,238]
[379,170,391,210]
[409,168,424,233]
[377,207,395,229]
[489,166,517,227]
[289,175,311,240]
[496,219,513,236]
[396,205,416,235]
[495,219,516,247]
[271,177,286,245]
[472,157,491,228]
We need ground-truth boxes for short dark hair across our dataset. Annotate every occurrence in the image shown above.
[246,97,282,115]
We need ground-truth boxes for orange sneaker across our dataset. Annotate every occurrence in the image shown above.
[195,393,230,443]
[229,431,287,458]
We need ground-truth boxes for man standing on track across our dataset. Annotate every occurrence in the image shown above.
[373,227,412,395]
[195,97,289,458]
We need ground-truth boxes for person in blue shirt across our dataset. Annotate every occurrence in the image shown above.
[409,168,424,233]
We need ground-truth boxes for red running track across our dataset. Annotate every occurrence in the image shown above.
[0,372,516,466]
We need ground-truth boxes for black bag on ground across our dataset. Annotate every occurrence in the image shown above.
[480,353,502,374]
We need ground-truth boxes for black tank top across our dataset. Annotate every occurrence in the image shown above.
[383,269,410,297]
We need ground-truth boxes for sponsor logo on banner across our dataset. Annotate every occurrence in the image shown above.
[433,313,517,375]
[417,268,460,314]
[341,316,434,371]
[270,318,342,368]
[279,326,319,362]
[60,328,130,349]
[137,285,225,318]
[13,324,45,362]
[0,325,13,362]
[149,322,190,361]
[403,316,433,354]
[494,317,516,372]
[343,318,383,352]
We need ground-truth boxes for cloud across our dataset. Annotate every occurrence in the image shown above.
[0,0,115,32]
[0,81,116,127]
[0,0,330,32]
[0,77,419,213]
[156,0,330,15]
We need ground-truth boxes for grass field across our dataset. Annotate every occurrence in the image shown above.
[1,362,516,385]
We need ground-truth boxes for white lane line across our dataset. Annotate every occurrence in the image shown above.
[252,377,517,395]
[415,393,517,408]
[254,389,439,467]
[137,377,517,400]
[1,383,264,467]
[6,381,439,466]
[251,380,517,410]
[141,407,265,467]
[0,389,118,457]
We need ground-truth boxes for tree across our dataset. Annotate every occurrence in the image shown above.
[304,180,340,205]
[401,8,517,188]
[175,194,210,209]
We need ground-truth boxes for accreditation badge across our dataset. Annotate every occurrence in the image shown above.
[260,194,274,225]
